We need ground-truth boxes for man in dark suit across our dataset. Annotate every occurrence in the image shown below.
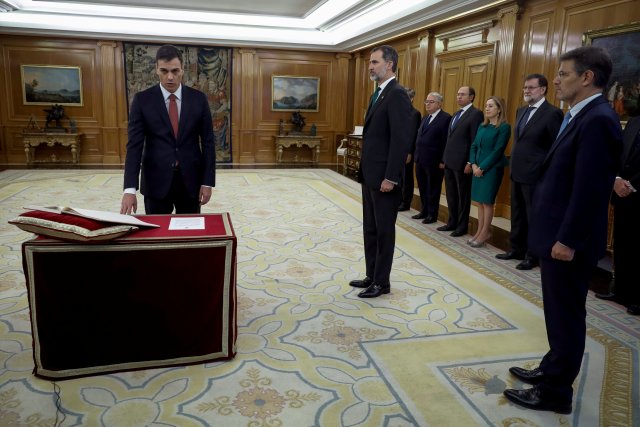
[504,46,622,414]
[121,44,216,215]
[412,92,451,224]
[439,86,484,236]
[496,74,563,270]
[349,45,413,298]
[398,88,422,211]
[595,115,640,314]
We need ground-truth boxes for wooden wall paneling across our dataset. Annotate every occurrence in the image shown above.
[237,49,257,163]
[332,53,353,159]
[98,41,121,165]
[436,58,465,114]
[351,52,370,129]
[114,42,129,166]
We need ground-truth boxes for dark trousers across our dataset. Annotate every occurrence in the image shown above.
[510,180,535,259]
[362,184,402,286]
[415,162,444,218]
[613,198,640,305]
[538,256,592,402]
[443,167,471,233]
[144,169,201,214]
[401,161,415,206]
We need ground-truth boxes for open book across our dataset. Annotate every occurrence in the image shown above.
[24,206,160,228]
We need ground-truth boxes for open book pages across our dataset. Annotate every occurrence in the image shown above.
[24,206,159,228]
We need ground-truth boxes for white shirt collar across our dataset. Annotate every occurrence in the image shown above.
[160,84,182,101]
[568,93,602,120]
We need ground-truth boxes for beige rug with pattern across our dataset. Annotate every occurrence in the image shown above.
[0,169,637,426]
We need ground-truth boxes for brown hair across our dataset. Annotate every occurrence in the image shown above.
[483,96,507,126]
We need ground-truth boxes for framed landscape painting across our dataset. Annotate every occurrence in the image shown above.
[272,76,319,112]
[21,65,83,106]
[584,23,640,122]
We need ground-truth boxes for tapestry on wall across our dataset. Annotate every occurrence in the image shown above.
[123,43,232,163]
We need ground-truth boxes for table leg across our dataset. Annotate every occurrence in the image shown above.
[276,145,283,163]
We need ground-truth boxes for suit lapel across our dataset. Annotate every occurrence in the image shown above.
[622,118,640,163]
[544,97,605,164]
[449,106,472,136]
[365,79,395,125]
[154,85,175,139]
[177,86,190,143]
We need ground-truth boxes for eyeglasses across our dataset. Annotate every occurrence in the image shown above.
[523,86,541,91]
[424,100,438,104]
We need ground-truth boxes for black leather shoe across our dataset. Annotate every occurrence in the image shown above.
[516,259,538,270]
[422,216,436,224]
[594,292,617,301]
[509,366,546,385]
[450,230,466,237]
[627,304,640,315]
[437,225,455,231]
[357,282,390,298]
[411,213,426,219]
[349,277,373,288]
[503,386,572,414]
[398,203,410,212]
[496,251,526,260]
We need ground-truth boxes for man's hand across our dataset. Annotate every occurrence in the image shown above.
[380,179,395,193]
[120,193,137,214]
[199,186,212,205]
[551,241,575,262]
[438,162,445,169]
[464,163,473,174]
[614,178,633,198]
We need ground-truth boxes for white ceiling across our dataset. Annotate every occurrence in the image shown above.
[0,0,501,51]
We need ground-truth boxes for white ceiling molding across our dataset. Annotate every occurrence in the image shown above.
[0,0,507,51]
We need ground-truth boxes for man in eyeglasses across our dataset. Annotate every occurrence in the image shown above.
[495,74,563,269]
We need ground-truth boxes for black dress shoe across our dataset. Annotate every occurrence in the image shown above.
[495,251,526,260]
[349,277,373,288]
[411,213,426,219]
[503,385,572,414]
[508,366,546,385]
[421,216,436,224]
[627,304,640,315]
[516,259,538,270]
[594,292,617,301]
[357,282,390,298]
[437,225,455,231]
[398,203,410,212]
[450,230,466,237]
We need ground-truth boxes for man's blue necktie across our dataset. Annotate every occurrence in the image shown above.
[450,109,463,128]
[556,111,572,139]
[518,106,535,137]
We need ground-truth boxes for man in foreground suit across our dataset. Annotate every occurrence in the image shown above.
[121,44,216,215]
[504,46,622,414]
[439,86,484,236]
[398,88,422,211]
[595,115,640,314]
[349,45,413,298]
[412,92,451,224]
[496,74,563,270]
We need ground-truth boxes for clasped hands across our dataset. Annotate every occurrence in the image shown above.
[471,164,483,177]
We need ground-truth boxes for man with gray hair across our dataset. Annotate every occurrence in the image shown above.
[412,92,451,223]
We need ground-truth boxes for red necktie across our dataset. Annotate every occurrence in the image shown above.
[169,94,179,138]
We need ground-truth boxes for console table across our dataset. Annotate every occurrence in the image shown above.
[23,132,81,164]
[273,135,324,163]
[345,135,363,180]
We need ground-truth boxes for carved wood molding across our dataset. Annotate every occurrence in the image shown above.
[437,20,497,51]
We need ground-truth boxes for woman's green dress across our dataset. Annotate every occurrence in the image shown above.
[469,122,510,204]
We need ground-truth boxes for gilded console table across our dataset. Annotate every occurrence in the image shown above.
[273,135,324,163]
[23,133,81,164]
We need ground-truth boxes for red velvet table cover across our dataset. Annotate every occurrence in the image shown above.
[22,213,237,379]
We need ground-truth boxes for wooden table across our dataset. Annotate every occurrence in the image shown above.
[23,132,81,164]
[273,135,324,163]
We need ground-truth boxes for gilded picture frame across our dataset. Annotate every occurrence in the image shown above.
[21,65,83,106]
[271,76,319,112]
[584,22,640,122]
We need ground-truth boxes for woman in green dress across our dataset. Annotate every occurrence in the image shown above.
[468,96,510,247]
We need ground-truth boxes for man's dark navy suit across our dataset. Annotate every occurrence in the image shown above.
[414,110,452,219]
[529,95,622,401]
[124,84,216,210]
[358,78,413,286]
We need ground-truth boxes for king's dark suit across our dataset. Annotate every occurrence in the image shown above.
[124,84,216,212]
[359,78,413,286]
[414,110,452,219]
[508,100,563,257]
[611,115,640,306]
[442,105,484,233]
[529,95,622,402]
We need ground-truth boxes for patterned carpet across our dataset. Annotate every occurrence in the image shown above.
[0,169,637,427]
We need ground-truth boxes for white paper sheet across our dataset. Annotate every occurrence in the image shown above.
[168,217,205,230]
